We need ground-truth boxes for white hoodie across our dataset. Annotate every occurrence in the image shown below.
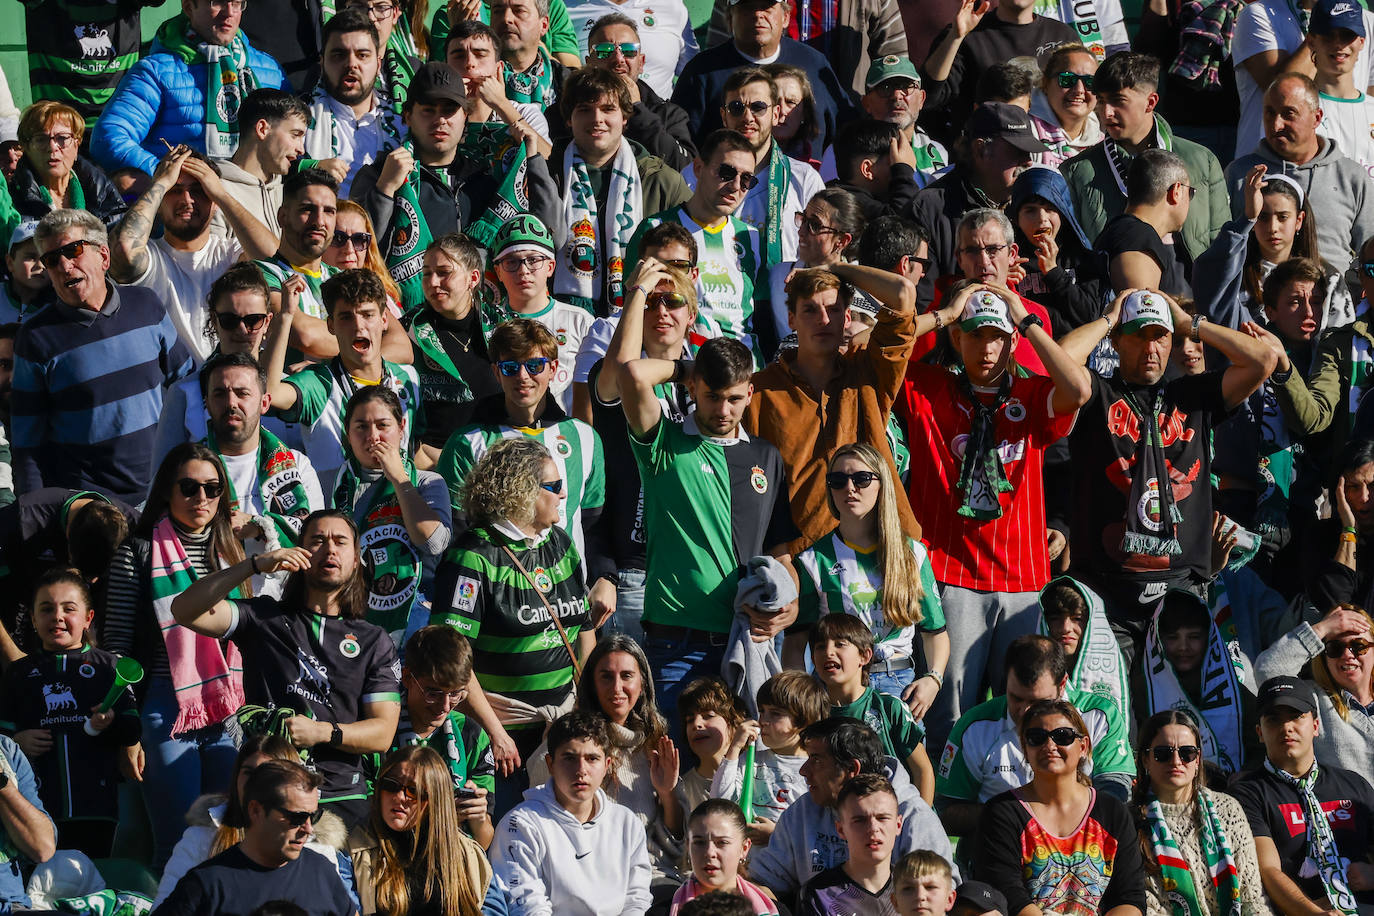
[491,783,653,916]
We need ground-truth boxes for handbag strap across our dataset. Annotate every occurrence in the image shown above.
[500,542,583,681]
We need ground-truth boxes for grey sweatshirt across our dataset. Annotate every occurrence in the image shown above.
[210,159,282,240]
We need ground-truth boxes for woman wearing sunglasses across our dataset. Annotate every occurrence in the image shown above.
[1028,44,1103,169]
[323,202,405,323]
[1255,601,1374,779]
[1132,710,1272,916]
[349,746,491,916]
[334,386,451,646]
[766,188,865,347]
[792,444,948,721]
[100,442,250,868]
[975,698,1146,916]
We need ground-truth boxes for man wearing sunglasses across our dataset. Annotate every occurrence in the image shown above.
[109,144,279,362]
[821,56,946,190]
[1231,676,1374,916]
[154,760,358,916]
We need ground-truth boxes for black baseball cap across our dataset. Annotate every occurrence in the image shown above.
[1257,676,1318,717]
[954,881,1010,916]
[407,61,467,107]
[967,101,1049,154]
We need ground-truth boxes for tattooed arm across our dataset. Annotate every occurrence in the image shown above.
[109,145,193,283]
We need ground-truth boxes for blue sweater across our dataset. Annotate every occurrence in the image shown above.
[90,26,288,175]
[12,282,193,501]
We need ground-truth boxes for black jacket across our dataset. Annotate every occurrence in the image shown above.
[829,162,921,223]
[10,154,127,227]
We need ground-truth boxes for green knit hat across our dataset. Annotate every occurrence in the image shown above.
[493,214,556,261]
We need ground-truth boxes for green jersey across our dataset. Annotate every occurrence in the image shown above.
[628,206,765,368]
[796,533,944,664]
[254,256,338,320]
[389,706,495,797]
[831,687,925,761]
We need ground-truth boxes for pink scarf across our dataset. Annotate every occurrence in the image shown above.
[669,877,779,915]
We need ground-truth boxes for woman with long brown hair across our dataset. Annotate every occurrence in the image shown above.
[350,745,490,916]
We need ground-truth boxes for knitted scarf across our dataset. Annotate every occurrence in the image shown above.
[384,140,434,312]
[380,28,418,125]
[1263,758,1359,915]
[1143,789,1242,916]
[1038,578,1130,721]
[1350,331,1372,433]
[331,453,422,637]
[1171,0,1244,90]
[555,138,642,316]
[407,308,476,403]
[156,15,260,157]
[1256,378,1296,544]
[303,83,404,162]
[955,370,1014,519]
[207,426,313,545]
[455,121,531,250]
[1105,114,1175,196]
[37,174,85,212]
[763,144,793,271]
[395,705,468,787]
[502,47,555,109]
[149,514,245,736]
[1119,381,1184,556]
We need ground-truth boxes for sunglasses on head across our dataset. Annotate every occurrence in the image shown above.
[376,776,420,801]
[496,356,552,377]
[273,805,325,827]
[591,41,640,59]
[725,99,772,118]
[176,478,224,499]
[646,291,689,310]
[215,311,270,332]
[1055,71,1095,91]
[39,239,92,269]
[825,470,880,490]
[330,230,371,250]
[715,163,759,191]
[1025,726,1082,747]
[539,479,564,494]
[1324,639,1374,658]
[1150,744,1201,764]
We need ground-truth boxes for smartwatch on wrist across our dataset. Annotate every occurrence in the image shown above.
[1018,313,1044,335]
[329,723,343,748]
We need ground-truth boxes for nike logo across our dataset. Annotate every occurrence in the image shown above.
[576,851,591,859]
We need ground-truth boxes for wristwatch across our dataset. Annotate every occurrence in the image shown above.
[1191,314,1207,342]
[1018,313,1044,335]
[329,724,343,748]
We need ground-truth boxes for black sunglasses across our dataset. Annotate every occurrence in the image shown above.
[376,776,420,801]
[1025,726,1083,747]
[1150,744,1201,764]
[826,470,880,490]
[715,163,759,191]
[176,478,225,499]
[273,805,325,827]
[39,239,92,269]
[496,357,552,377]
[1055,71,1095,91]
[215,312,270,332]
[725,99,772,117]
[1324,640,1374,658]
[330,230,372,250]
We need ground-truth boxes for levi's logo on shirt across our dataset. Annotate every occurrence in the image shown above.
[1279,799,1358,836]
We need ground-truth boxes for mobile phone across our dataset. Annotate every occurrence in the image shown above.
[455,785,480,800]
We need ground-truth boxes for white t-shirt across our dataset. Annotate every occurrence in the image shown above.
[132,235,244,363]
[564,0,699,98]
[522,297,594,414]
[683,149,824,266]
[218,444,325,597]
[1317,89,1374,178]
[1231,0,1374,158]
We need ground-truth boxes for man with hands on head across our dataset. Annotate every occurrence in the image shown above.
[445,19,553,159]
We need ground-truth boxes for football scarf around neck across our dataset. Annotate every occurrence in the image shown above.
[1038,578,1130,721]
[304,84,404,162]
[395,705,468,787]
[1350,331,1373,433]
[384,139,434,312]
[207,426,312,544]
[331,452,422,637]
[38,173,85,212]
[954,370,1014,519]
[1142,586,1246,774]
[1106,113,1175,196]
[502,47,555,109]
[1257,379,1297,543]
[1143,788,1243,916]
[1119,381,1183,556]
[408,308,476,404]
[1263,758,1359,915]
[763,144,792,270]
[556,138,642,316]
[157,14,259,158]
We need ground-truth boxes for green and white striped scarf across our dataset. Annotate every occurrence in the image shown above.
[1263,758,1359,915]
[555,138,642,316]
[1143,789,1242,916]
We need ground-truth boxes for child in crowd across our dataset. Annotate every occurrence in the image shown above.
[890,850,957,916]
[678,678,749,814]
[1037,577,1129,722]
[669,799,780,915]
[798,774,904,915]
[711,671,828,838]
[810,614,933,800]
[390,625,495,848]
[0,568,141,858]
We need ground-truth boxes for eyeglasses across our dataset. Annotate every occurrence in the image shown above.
[411,682,465,705]
[874,80,919,98]
[958,243,1009,260]
[661,258,695,270]
[38,239,92,269]
[27,133,76,151]
[272,805,325,827]
[206,0,248,10]
[1175,182,1198,200]
[496,357,552,377]
[795,212,839,236]
[825,470,880,490]
[1324,640,1374,658]
[349,0,393,18]
[376,776,420,801]
[496,255,551,274]
[176,478,225,499]
[715,163,759,191]
[1024,726,1083,747]
[725,99,772,118]
[1055,71,1095,91]
[1150,744,1201,764]
[591,41,640,59]
[214,311,270,332]
[330,230,371,251]
[539,479,564,494]
[646,291,689,310]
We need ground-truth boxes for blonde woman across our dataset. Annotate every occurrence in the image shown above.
[791,443,949,720]
[324,200,404,309]
[349,745,490,916]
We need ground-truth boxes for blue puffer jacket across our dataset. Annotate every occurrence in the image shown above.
[90,18,288,176]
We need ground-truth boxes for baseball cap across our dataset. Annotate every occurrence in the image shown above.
[493,214,556,261]
[865,55,922,91]
[1311,0,1366,37]
[954,882,1009,916]
[967,101,1049,154]
[9,219,38,250]
[407,61,466,107]
[1118,290,1174,334]
[959,290,1015,335]
[1258,676,1318,717]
